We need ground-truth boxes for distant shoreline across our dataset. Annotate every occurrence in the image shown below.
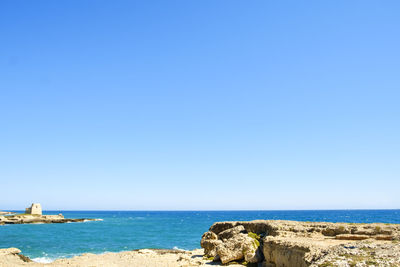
[4,208,400,212]
[0,213,99,225]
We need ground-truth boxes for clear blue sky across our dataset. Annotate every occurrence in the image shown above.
[1,0,399,210]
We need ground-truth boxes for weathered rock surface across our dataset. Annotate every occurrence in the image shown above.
[0,247,32,265]
[201,220,400,266]
[218,225,246,240]
[0,214,98,225]
[200,231,222,257]
[216,232,262,264]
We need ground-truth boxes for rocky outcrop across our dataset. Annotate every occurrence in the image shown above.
[0,214,99,225]
[215,226,262,264]
[200,231,222,258]
[201,220,400,266]
[0,248,32,265]
[201,225,263,264]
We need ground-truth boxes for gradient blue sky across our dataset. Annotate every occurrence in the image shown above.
[1,1,399,210]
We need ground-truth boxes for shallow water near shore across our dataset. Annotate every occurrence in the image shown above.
[1,210,399,262]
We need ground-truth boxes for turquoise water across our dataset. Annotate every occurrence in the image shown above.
[1,210,399,262]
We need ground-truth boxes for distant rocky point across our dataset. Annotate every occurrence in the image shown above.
[0,203,99,225]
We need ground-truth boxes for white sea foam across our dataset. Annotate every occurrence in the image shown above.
[172,246,185,251]
[32,253,86,263]
[32,257,54,263]
[83,218,103,222]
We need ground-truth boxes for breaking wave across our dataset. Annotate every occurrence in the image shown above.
[31,257,54,263]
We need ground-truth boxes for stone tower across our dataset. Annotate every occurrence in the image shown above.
[25,203,42,215]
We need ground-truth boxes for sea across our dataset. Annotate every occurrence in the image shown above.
[1,210,399,263]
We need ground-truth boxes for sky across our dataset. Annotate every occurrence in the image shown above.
[0,0,399,210]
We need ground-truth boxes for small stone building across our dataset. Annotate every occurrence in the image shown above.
[25,203,42,215]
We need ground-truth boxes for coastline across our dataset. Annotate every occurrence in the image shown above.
[0,213,100,225]
[1,219,400,266]
[0,248,246,267]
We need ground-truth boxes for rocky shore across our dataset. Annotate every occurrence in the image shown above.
[201,220,400,266]
[0,214,98,225]
[1,220,399,266]
[0,248,228,267]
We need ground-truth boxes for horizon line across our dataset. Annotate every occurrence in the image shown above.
[5,208,400,212]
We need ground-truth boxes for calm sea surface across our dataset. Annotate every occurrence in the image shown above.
[1,210,399,262]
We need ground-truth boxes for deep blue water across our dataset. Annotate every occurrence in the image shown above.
[1,210,399,262]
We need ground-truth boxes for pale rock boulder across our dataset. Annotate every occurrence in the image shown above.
[200,231,222,258]
[262,236,317,267]
[209,221,239,234]
[201,225,262,264]
[218,225,246,240]
[216,233,262,264]
[0,248,21,255]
